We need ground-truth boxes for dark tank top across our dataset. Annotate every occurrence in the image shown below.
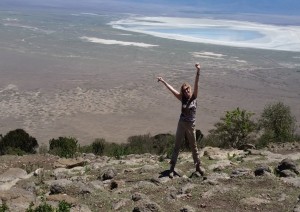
[180,94,197,122]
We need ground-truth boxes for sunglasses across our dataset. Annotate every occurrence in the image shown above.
[183,87,190,92]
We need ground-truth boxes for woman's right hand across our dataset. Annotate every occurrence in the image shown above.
[157,77,164,82]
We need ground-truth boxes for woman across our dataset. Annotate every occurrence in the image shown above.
[157,63,204,178]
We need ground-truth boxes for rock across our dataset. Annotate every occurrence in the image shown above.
[110,180,125,190]
[0,168,33,191]
[247,149,264,155]
[46,194,77,205]
[0,188,35,211]
[133,200,162,212]
[240,143,256,150]
[71,204,92,212]
[208,159,232,170]
[54,157,86,169]
[280,170,298,178]
[49,179,73,194]
[112,198,130,210]
[240,197,270,205]
[277,158,299,174]
[179,183,195,195]
[34,168,44,176]
[205,172,230,182]
[231,168,252,178]
[0,168,29,182]
[203,147,226,160]
[189,171,202,179]
[294,203,300,212]
[180,205,196,212]
[281,177,300,188]
[202,147,245,160]
[101,167,117,181]
[134,181,157,189]
[132,193,143,202]
[201,185,237,199]
[278,193,288,202]
[88,180,104,190]
[139,164,160,173]
[254,165,272,176]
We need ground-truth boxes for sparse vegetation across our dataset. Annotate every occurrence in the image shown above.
[258,102,296,144]
[0,102,298,158]
[0,129,38,155]
[0,202,8,212]
[25,199,71,212]
[205,108,256,149]
[49,137,78,158]
[91,138,106,155]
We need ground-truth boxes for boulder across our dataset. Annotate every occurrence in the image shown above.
[254,165,272,176]
[277,158,299,174]
[0,168,29,182]
[54,157,86,169]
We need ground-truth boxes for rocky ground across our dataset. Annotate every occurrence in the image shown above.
[0,143,300,212]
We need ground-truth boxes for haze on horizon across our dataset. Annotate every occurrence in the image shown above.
[1,0,300,19]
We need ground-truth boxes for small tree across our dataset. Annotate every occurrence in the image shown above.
[259,102,296,143]
[92,138,106,155]
[49,137,78,158]
[0,129,38,155]
[207,108,256,149]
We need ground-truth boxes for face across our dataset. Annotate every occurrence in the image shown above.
[182,86,191,98]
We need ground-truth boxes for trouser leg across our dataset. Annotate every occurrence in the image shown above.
[170,121,185,171]
[185,122,200,167]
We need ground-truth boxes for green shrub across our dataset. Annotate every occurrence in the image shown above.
[104,142,127,159]
[259,102,296,143]
[0,202,9,212]
[25,200,71,212]
[0,129,38,155]
[57,200,72,212]
[39,144,48,155]
[207,108,256,149]
[152,133,175,157]
[294,134,300,142]
[92,138,105,155]
[126,134,153,154]
[26,201,54,212]
[78,144,93,154]
[49,137,78,158]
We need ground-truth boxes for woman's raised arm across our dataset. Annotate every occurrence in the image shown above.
[157,77,181,100]
[193,63,201,98]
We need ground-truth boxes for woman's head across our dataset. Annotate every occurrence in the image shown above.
[181,82,192,98]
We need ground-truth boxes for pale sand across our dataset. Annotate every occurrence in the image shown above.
[80,36,158,48]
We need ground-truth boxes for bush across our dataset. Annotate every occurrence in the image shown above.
[49,137,78,158]
[259,102,296,143]
[126,134,154,154]
[39,144,48,155]
[92,138,105,155]
[26,200,71,212]
[152,133,175,158]
[0,129,38,155]
[207,108,256,149]
[104,142,127,159]
[0,202,9,212]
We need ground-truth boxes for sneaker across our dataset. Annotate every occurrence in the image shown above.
[196,166,205,176]
[168,171,174,179]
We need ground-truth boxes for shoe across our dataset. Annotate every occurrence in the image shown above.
[168,171,174,179]
[196,166,205,176]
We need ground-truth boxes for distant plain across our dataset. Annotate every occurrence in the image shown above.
[0,9,299,144]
